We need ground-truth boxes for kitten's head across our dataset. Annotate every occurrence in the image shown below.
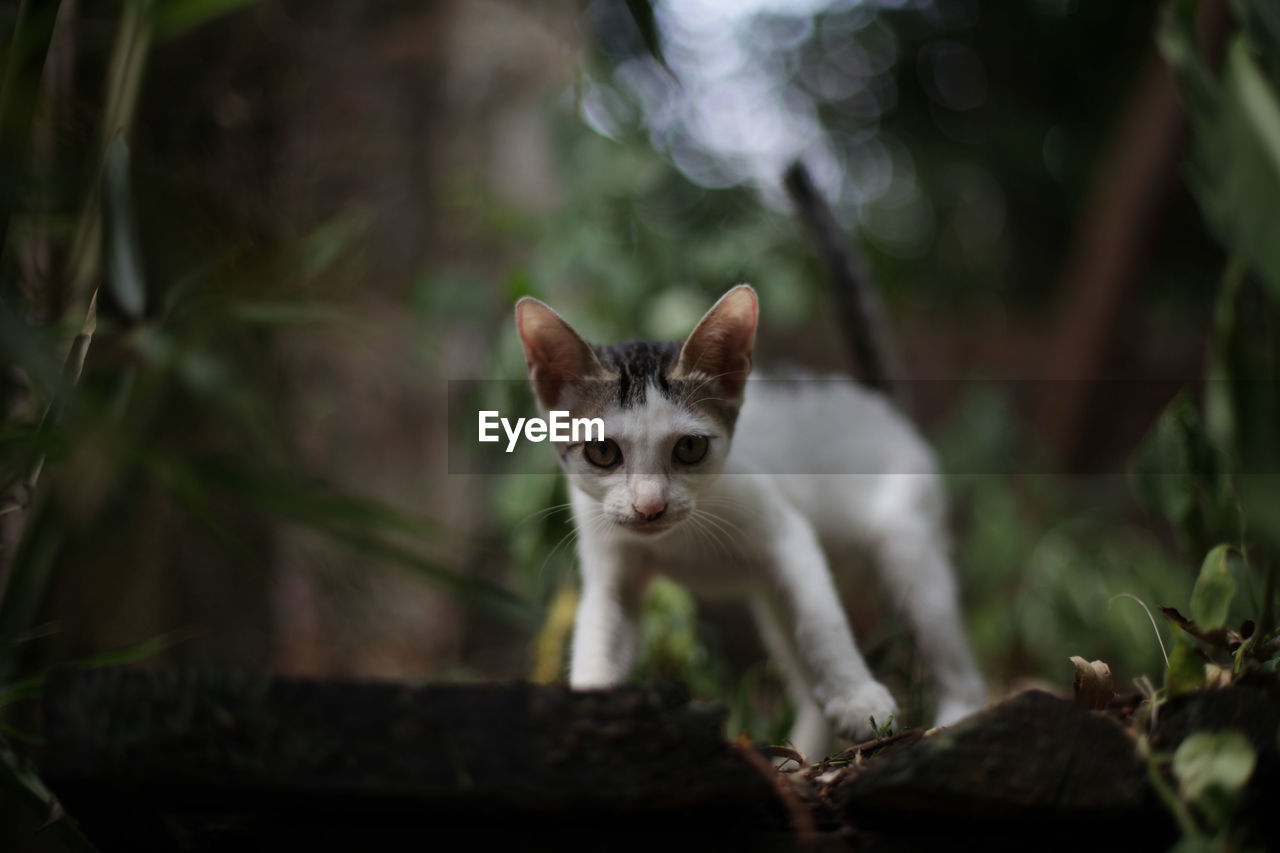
[515,285,757,538]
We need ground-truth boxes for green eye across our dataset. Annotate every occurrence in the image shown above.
[673,434,709,465]
[584,439,622,468]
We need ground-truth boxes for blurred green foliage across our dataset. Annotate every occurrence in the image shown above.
[0,2,523,842]
[469,0,1279,742]
[418,121,828,614]
[0,0,1271,836]
[459,1,1216,732]
[911,382,1195,703]
[1140,0,1280,684]
[1137,3,1280,843]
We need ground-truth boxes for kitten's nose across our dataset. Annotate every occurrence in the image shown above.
[632,501,666,522]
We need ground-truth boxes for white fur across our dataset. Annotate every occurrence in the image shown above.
[560,377,986,759]
[516,288,986,760]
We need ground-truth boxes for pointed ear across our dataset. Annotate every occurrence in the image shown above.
[676,284,758,401]
[515,297,603,409]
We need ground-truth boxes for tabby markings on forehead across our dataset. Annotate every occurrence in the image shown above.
[545,339,742,435]
[594,340,682,409]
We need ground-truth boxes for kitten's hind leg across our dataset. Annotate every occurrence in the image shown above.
[871,513,986,727]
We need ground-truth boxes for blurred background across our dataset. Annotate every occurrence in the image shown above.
[2,0,1277,754]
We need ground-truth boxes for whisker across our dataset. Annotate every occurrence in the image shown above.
[694,509,742,554]
[516,502,575,529]
[695,505,750,538]
[686,512,729,562]
[696,496,766,523]
[537,507,609,584]
[692,509,739,560]
[536,524,580,584]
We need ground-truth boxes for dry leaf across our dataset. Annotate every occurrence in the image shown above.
[760,744,807,770]
[1069,656,1115,710]
[1203,662,1235,688]
[1160,606,1230,648]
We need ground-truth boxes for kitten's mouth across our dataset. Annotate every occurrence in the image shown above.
[621,517,679,536]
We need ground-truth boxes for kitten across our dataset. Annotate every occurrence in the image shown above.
[515,285,985,758]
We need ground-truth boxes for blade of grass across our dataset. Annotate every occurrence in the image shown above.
[149,0,258,41]
[194,458,530,618]
[101,135,146,321]
[0,0,63,259]
[64,0,151,314]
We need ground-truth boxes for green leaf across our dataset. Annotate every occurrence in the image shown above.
[0,294,67,399]
[149,0,259,41]
[1191,544,1237,630]
[1165,636,1206,696]
[102,135,147,321]
[1131,395,1196,522]
[1172,730,1256,827]
[0,632,185,710]
[228,301,348,327]
[0,0,63,257]
[1166,834,1218,853]
[66,631,188,670]
[1129,393,1237,552]
[1242,0,1280,61]
[1173,730,1256,799]
[193,459,529,619]
[1205,257,1280,484]
[1158,0,1219,111]
[0,502,66,683]
[1204,260,1243,454]
[623,0,674,76]
[1163,23,1280,299]
[289,212,368,281]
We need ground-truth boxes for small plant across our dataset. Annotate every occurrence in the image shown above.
[1112,2,1280,848]
[869,714,896,740]
[1142,729,1259,851]
[1129,0,1280,691]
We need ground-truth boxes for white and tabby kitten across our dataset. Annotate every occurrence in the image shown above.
[515,285,985,758]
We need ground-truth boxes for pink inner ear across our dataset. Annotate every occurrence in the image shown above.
[679,288,758,397]
[517,299,596,408]
[528,342,582,406]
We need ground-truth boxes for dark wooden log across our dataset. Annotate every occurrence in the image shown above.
[38,671,1280,852]
[825,689,1174,848]
[40,668,790,851]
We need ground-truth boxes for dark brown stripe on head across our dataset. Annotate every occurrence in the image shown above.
[594,340,682,409]
[582,339,740,437]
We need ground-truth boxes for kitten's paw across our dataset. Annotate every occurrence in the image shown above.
[824,682,899,742]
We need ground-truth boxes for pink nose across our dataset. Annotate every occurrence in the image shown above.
[632,501,667,522]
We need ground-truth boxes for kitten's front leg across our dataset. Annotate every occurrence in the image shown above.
[568,534,648,688]
[758,499,897,743]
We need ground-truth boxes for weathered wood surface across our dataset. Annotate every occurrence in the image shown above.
[37,671,1280,852]
[808,689,1173,850]
[831,690,1154,820]
[40,669,788,850]
[801,685,1280,851]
